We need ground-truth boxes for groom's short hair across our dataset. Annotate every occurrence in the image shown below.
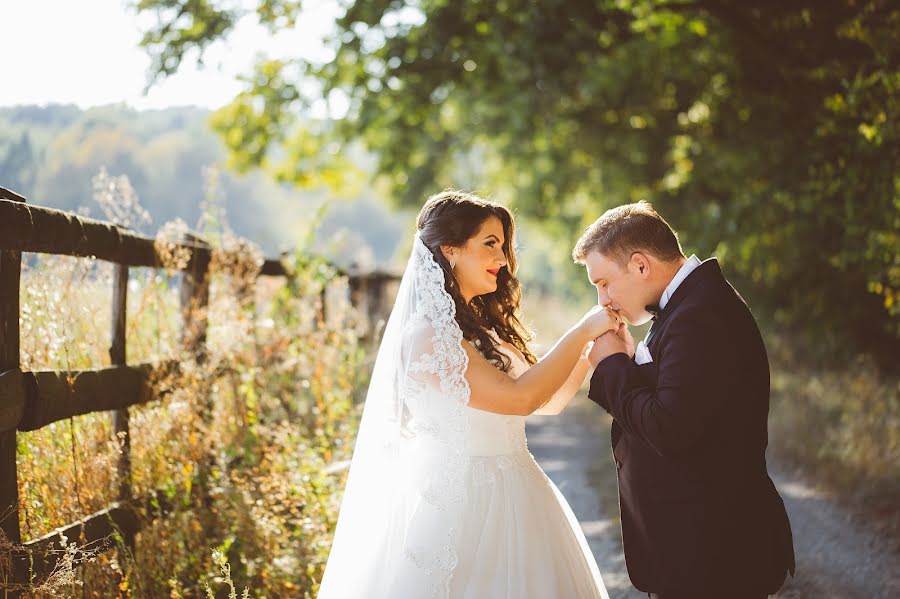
[572,201,684,266]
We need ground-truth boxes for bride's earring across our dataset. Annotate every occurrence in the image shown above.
[448,257,457,287]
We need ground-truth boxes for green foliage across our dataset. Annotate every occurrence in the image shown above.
[135,0,238,89]
[0,132,36,192]
[135,0,900,369]
[207,60,365,192]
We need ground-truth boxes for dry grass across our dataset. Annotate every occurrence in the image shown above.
[767,333,900,546]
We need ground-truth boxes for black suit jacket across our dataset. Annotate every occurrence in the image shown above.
[588,259,795,594]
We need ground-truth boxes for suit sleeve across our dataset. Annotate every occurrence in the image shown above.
[587,313,725,456]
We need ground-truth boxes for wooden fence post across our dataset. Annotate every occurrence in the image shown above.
[367,274,387,324]
[180,234,210,364]
[348,274,395,343]
[179,233,213,521]
[0,188,24,595]
[109,263,133,554]
[319,285,328,327]
[348,274,366,327]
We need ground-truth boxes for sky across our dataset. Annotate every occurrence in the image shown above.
[0,0,339,110]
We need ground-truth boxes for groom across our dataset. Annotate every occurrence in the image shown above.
[574,202,795,599]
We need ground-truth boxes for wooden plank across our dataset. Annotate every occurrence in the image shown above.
[11,485,184,586]
[0,198,299,280]
[0,198,405,288]
[0,185,26,203]
[14,362,179,432]
[0,189,23,554]
[17,502,139,581]
[0,198,160,266]
[4,360,244,434]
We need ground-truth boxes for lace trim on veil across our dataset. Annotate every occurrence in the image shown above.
[402,235,471,598]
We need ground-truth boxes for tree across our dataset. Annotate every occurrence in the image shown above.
[134,0,900,368]
[0,132,36,194]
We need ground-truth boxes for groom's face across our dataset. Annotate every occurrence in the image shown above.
[583,250,653,326]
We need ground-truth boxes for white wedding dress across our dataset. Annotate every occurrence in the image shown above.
[442,329,609,598]
[317,234,609,599]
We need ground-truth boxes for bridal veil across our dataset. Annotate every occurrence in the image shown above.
[318,232,471,599]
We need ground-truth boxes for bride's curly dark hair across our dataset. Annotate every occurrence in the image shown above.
[416,190,536,372]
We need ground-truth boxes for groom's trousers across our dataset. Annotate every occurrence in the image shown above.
[648,592,769,599]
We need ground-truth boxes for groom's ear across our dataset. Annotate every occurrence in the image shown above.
[631,252,651,279]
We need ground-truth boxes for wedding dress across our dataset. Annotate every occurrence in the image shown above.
[317,233,609,599]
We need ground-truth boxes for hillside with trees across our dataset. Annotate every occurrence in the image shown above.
[0,103,409,270]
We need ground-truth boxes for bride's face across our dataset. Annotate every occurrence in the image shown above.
[443,215,509,303]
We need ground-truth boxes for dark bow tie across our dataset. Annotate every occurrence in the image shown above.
[645,303,661,321]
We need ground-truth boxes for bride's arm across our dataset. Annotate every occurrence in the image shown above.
[464,326,588,416]
[465,308,617,416]
[534,324,635,415]
[533,350,591,415]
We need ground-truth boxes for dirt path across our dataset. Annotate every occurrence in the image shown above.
[526,396,900,599]
[527,397,644,599]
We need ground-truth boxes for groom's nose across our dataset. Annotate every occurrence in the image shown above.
[597,289,610,306]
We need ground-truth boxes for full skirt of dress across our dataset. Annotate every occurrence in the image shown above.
[444,450,609,599]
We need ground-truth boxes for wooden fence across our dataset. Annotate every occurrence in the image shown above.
[0,186,399,593]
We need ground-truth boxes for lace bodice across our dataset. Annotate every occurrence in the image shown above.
[465,329,531,456]
[403,325,534,458]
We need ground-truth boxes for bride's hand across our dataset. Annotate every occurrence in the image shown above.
[582,340,594,360]
[577,305,621,340]
[617,322,635,359]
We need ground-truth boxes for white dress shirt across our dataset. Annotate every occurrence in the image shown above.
[634,255,702,364]
[659,254,702,310]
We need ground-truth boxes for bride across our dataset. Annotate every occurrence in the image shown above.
[318,190,615,598]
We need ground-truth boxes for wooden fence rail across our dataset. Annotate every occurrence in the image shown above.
[0,185,399,593]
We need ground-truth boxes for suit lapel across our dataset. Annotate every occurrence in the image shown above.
[644,319,659,346]
[646,258,722,351]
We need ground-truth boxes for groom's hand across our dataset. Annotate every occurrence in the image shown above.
[588,328,628,368]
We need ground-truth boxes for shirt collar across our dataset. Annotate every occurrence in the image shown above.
[659,254,701,310]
